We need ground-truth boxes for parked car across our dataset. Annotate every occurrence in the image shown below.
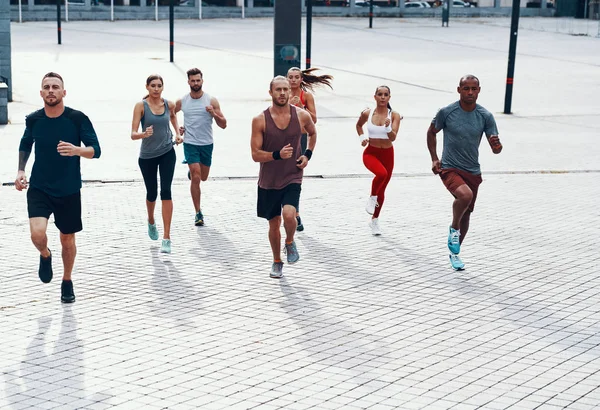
[405,1,431,7]
[452,0,471,6]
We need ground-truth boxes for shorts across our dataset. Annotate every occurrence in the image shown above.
[257,183,301,220]
[27,187,82,234]
[440,168,483,213]
[183,143,213,167]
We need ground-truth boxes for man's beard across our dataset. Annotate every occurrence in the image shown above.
[190,85,202,92]
[273,98,288,107]
[45,98,61,107]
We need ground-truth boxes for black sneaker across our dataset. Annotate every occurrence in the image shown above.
[39,250,53,283]
[296,216,304,232]
[61,280,76,303]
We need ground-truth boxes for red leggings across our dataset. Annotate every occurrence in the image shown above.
[363,145,394,218]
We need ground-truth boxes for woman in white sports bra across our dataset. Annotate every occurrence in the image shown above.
[355,85,402,236]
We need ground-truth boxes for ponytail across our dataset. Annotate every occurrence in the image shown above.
[288,67,334,92]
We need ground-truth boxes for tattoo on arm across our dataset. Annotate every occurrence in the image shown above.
[18,151,30,171]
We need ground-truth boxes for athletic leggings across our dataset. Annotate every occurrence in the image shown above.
[363,145,394,218]
[138,148,176,202]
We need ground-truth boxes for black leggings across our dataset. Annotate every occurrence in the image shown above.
[138,148,176,202]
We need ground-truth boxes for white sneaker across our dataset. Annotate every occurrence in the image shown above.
[366,195,378,215]
[369,218,382,236]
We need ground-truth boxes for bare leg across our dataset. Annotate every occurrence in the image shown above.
[162,200,173,240]
[268,216,282,261]
[59,233,76,281]
[146,200,156,225]
[189,163,201,213]
[451,185,473,231]
[459,211,472,245]
[29,217,51,258]
[282,205,297,244]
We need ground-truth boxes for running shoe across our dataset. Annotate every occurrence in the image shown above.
[366,195,378,215]
[449,254,465,271]
[148,222,159,241]
[195,210,204,226]
[369,218,382,236]
[296,216,304,232]
[161,239,172,254]
[61,280,76,303]
[270,262,284,278]
[38,250,53,284]
[448,226,461,255]
[284,241,300,264]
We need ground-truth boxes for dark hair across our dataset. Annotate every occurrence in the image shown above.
[375,85,392,113]
[459,74,480,87]
[143,74,164,100]
[42,72,64,86]
[269,75,289,91]
[187,68,203,78]
[287,67,333,92]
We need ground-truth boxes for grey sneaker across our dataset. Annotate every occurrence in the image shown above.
[270,262,284,278]
[284,241,300,264]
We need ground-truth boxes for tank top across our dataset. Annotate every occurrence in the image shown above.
[140,98,173,159]
[258,106,303,190]
[366,108,392,140]
[180,92,213,146]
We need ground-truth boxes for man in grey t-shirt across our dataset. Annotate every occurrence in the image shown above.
[427,75,503,271]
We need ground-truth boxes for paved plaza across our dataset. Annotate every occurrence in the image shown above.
[1,16,600,409]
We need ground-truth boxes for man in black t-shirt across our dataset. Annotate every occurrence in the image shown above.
[15,72,101,303]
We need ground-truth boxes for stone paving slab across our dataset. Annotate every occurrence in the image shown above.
[1,172,600,408]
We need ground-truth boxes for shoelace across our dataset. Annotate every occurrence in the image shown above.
[450,254,462,263]
[450,230,460,244]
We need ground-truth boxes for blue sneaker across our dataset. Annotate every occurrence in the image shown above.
[448,226,461,255]
[148,222,159,241]
[195,210,204,226]
[161,239,172,254]
[284,241,300,264]
[449,254,465,271]
[270,261,284,278]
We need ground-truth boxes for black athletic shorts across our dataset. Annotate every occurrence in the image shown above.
[27,187,82,234]
[257,183,301,220]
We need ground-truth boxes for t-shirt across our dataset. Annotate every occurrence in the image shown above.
[433,101,498,175]
[19,107,101,197]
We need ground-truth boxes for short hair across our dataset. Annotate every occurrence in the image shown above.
[42,72,64,86]
[270,75,289,91]
[187,68,203,78]
[459,75,480,87]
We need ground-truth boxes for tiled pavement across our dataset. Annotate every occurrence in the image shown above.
[1,172,600,409]
[2,15,600,410]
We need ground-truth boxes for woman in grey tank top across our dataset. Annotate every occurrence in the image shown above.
[131,74,183,254]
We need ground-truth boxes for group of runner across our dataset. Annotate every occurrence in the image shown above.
[15,70,502,301]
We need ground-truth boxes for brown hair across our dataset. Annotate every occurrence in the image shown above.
[42,72,64,86]
[187,68,203,78]
[375,85,393,113]
[143,74,164,100]
[287,67,333,92]
[269,75,289,91]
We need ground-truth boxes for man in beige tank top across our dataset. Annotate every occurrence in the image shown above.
[250,76,317,279]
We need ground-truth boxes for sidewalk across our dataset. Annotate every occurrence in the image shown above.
[1,172,600,409]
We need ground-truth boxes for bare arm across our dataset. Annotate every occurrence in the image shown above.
[131,102,148,140]
[427,123,442,174]
[304,92,317,124]
[210,97,227,129]
[168,100,182,144]
[386,111,402,142]
[356,109,369,136]
[251,114,277,163]
[174,98,182,114]
[299,109,316,152]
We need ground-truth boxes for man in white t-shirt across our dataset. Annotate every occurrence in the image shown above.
[175,68,227,226]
